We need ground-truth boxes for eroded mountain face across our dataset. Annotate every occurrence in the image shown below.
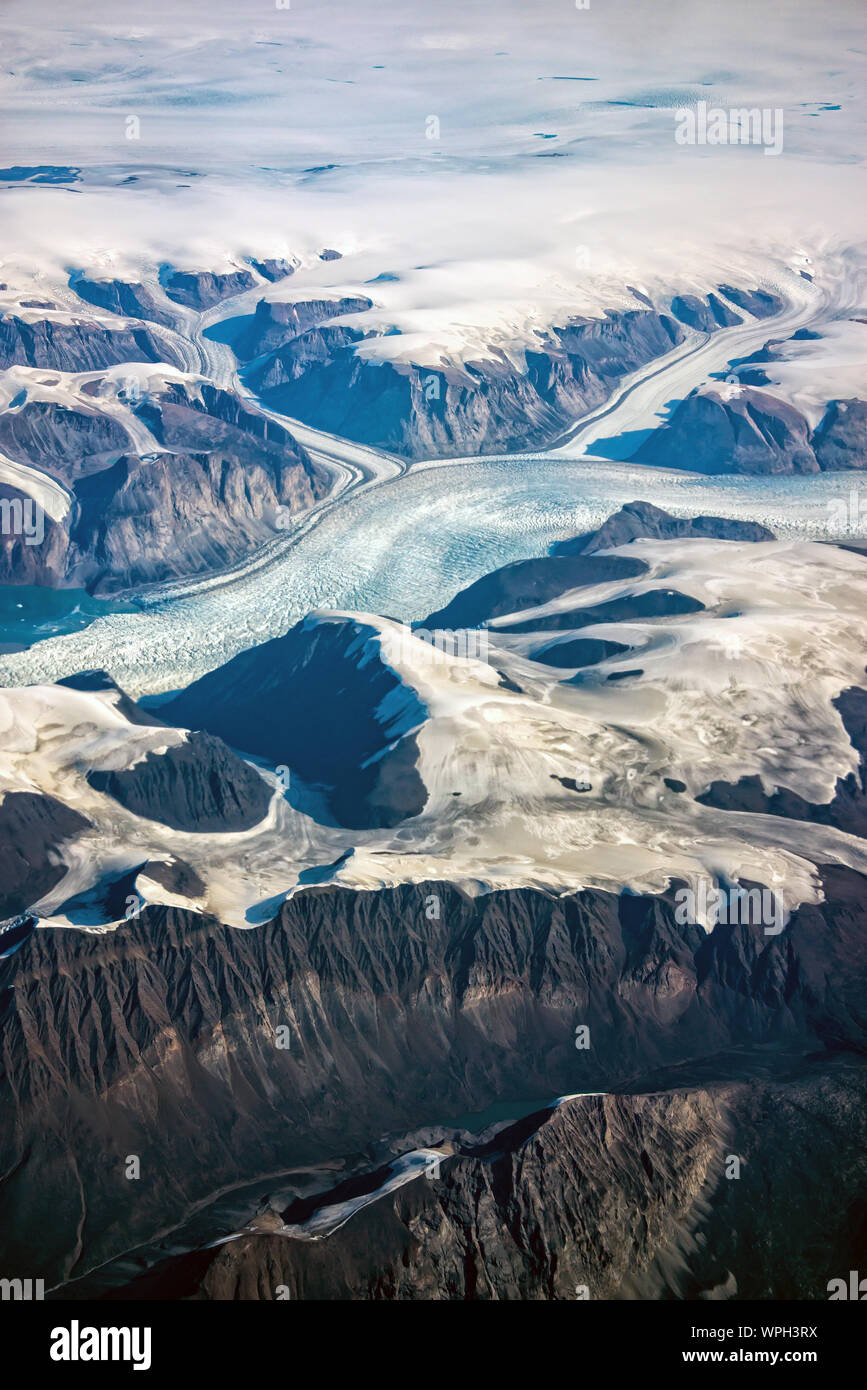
[3,868,867,1295]
[0,503,866,1298]
[101,1062,867,1302]
[0,368,329,593]
[0,245,865,1303]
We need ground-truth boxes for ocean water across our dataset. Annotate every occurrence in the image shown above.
[0,585,137,654]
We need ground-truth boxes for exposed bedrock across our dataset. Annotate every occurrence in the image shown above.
[633,388,867,475]
[494,587,704,635]
[670,291,742,331]
[243,306,689,459]
[132,379,326,486]
[0,481,70,587]
[1,866,865,1288]
[70,276,178,330]
[813,398,867,471]
[716,286,782,319]
[233,295,374,361]
[0,440,325,594]
[0,400,133,482]
[0,313,181,373]
[85,730,273,833]
[424,503,773,629]
[162,614,429,829]
[248,258,296,283]
[112,1061,867,1301]
[161,268,257,311]
[0,791,91,918]
[0,378,328,592]
[423,553,648,628]
[552,500,776,554]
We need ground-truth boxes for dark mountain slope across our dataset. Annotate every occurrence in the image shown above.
[1,866,865,1289]
[109,1060,866,1301]
[163,615,428,828]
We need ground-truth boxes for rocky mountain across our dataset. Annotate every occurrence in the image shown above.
[0,668,278,920]
[233,295,374,361]
[243,305,693,459]
[85,729,273,833]
[236,287,791,461]
[163,613,429,828]
[552,500,776,554]
[422,551,648,628]
[813,398,867,471]
[633,387,867,474]
[0,312,180,373]
[0,399,133,482]
[107,1060,867,1301]
[248,258,296,283]
[0,790,91,918]
[161,268,257,311]
[1,505,866,1298]
[71,276,178,330]
[424,503,773,629]
[0,449,307,594]
[131,378,324,485]
[1,864,865,1294]
[0,379,328,592]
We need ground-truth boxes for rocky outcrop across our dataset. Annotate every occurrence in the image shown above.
[249,258,295,283]
[0,400,132,482]
[163,614,429,828]
[142,858,206,899]
[0,375,328,592]
[112,1061,867,1301]
[71,277,177,329]
[813,399,867,471]
[132,380,326,491]
[56,668,165,726]
[633,389,867,475]
[0,313,180,372]
[0,426,326,594]
[717,285,782,318]
[552,500,775,554]
[1,866,865,1290]
[244,307,689,459]
[86,731,273,833]
[670,292,742,331]
[422,552,647,628]
[162,269,256,311]
[0,791,91,917]
[0,481,70,586]
[234,295,374,361]
[529,635,630,668]
[497,587,704,635]
[62,447,318,592]
[633,386,819,475]
[423,503,771,633]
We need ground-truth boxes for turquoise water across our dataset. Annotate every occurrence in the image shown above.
[0,586,137,653]
[0,454,859,696]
